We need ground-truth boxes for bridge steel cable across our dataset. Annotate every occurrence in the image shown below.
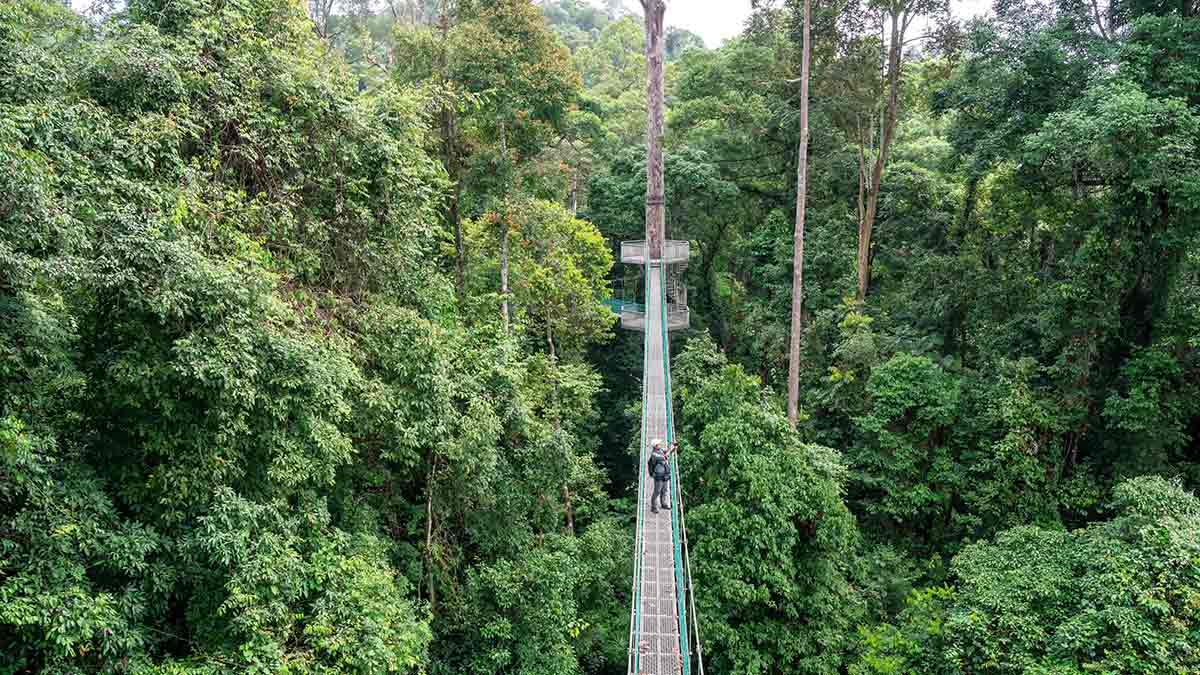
[658,269,704,675]
[660,267,689,675]
[626,285,651,675]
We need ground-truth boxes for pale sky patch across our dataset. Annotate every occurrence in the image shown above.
[71,0,999,48]
[624,0,996,48]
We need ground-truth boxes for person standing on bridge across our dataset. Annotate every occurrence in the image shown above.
[647,439,675,513]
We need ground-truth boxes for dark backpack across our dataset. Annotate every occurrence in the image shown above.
[651,451,668,479]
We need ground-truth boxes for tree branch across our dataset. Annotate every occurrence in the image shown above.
[902,33,934,45]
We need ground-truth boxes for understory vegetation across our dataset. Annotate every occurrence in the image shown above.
[1,0,1198,673]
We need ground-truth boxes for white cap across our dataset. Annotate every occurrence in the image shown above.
[651,439,663,448]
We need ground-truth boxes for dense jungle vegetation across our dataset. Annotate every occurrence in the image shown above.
[2,0,1199,672]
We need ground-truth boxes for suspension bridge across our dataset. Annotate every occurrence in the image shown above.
[616,241,702,675]
[620,3,703,672]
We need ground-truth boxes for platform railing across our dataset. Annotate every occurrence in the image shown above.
[621,239,691,265]
[620,304,688,332]
[604,299,646,314]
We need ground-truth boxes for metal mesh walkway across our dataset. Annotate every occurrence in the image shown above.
[627,263,694,675]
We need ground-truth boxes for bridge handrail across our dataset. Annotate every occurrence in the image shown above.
[626,292,653,675]
[658,264,704,675]
[674,452,705,674]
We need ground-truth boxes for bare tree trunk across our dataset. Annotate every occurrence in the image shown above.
[641,0,666,260]
[787,0,812,429]
[425,452,437,610]
[308,0,335,37]
[563,484,575,533]
[438,6,465,302]
[1089,0,1111,40]
[500,223,510,331]
[545,330,574,534]
[569,170,579,216]
[856,11,904,302]
[499,120,510,331]
[856,118,867,225]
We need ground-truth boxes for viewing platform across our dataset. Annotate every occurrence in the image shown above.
[621,240,691,265]
[613,240,690,333]
[618,302,689,332]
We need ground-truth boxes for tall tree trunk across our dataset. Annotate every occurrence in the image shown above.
[562,483,575,534]
[856,11,904,302]
[438,6,465,302]
[500,224,510,331]
[856,118,867,225]
[424,451,437,610]
[544,330,574,534]
[446,117,464,300]
[787,0,812,429]
[569,169,579,216]
[499,120,510,332]
[642,0,666,260]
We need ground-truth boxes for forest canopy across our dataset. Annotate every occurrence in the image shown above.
[1,0,1199,673]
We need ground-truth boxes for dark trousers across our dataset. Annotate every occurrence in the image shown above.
[651,479,670,510]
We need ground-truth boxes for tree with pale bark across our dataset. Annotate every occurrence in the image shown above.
[853,0,948,301]
[787,0,814,428]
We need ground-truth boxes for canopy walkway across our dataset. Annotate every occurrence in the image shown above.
[622,259,703,675]
[622,4,701,671]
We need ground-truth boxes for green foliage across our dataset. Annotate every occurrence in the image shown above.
[1103,348,1199,478]
[184,490,430,671]
[464,199,613,356]
[455,521,625,675]
[955,359,1085,537]
[451,0,580,208]
[662,0,1200,668]
[947,477,1200,673]
[0,446,159,671]
[0,1,621,672]
[540,0,614,52]
[852,586,956,675]
[855,477,1200,674]
[571,16,646,149]
[675,337,862,674]
[851,353,961,539]
[6,0,1200,670]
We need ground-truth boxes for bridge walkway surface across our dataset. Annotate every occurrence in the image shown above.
[626,263,701,675]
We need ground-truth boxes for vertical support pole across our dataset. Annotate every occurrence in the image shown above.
[642,0,666,262]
